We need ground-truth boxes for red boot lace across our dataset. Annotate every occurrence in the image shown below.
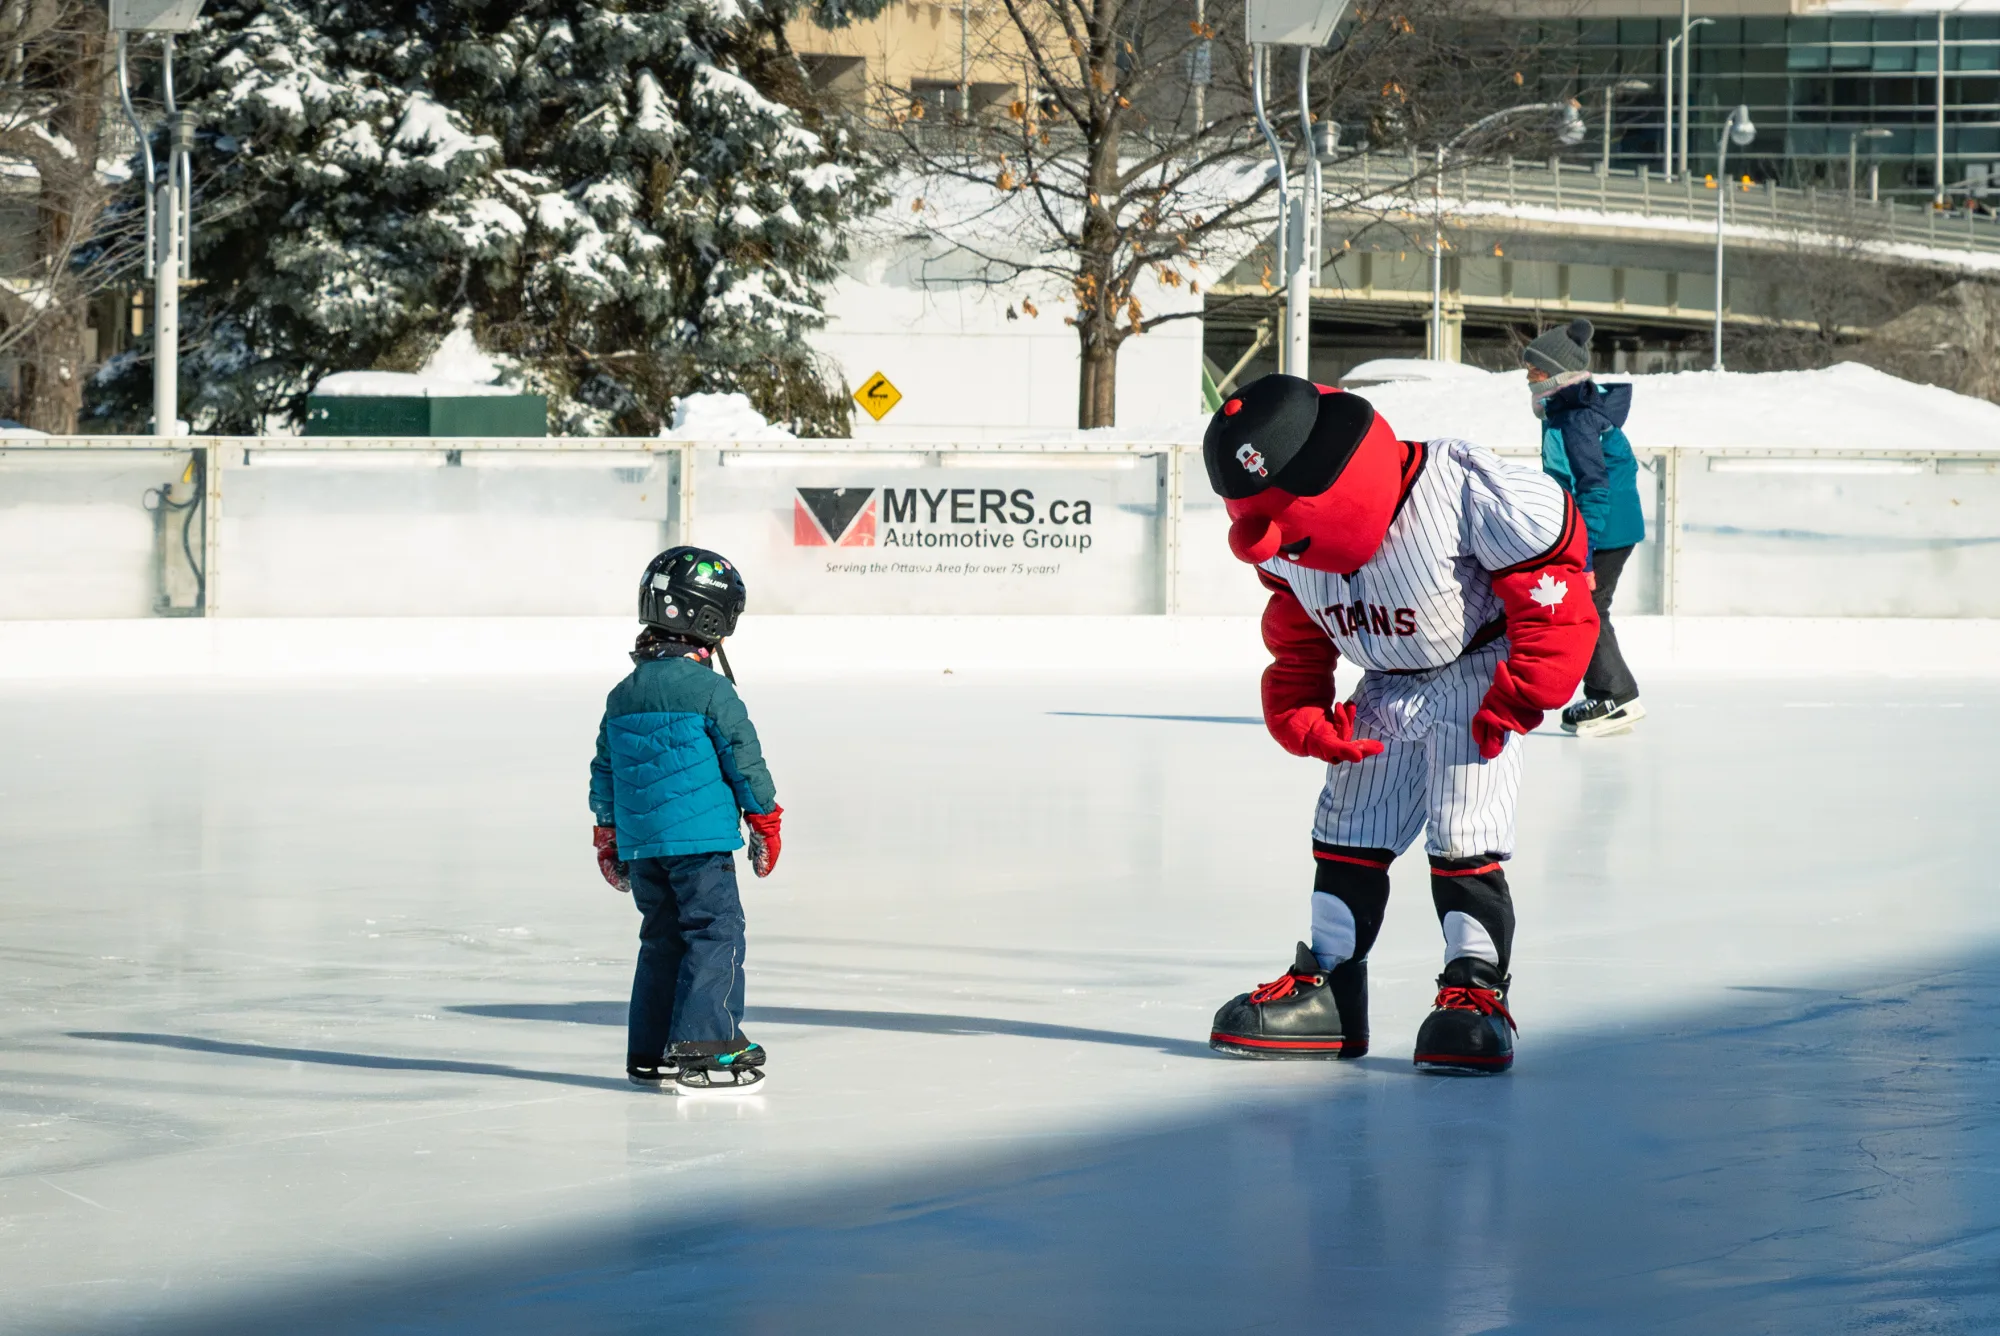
[1432,986,1518,1033]
[1249,968,1322,1004]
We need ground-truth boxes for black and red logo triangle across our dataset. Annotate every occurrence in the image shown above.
[794,487,877,546]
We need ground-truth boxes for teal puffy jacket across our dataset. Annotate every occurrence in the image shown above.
[1539,380,1646,552]
[589,655,777,859]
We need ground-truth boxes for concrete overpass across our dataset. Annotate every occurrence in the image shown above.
[1205,154,2000,382]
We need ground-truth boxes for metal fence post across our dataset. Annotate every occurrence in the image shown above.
[1659,448,1680,617]
[677,442,697,545]
[201,440,221,616]
[1160,446,1184,615]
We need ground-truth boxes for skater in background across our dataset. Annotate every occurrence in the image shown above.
[590,547,783,1093]
[1523,318,1647,737]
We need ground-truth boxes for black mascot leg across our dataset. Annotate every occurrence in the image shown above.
[1426,854,1514,974]
[1414,854,1518,1075]
[1306,845,1396,1059]
[1208,845,1391,1061]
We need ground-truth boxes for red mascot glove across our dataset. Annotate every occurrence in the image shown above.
[1471,661,1546,760]
[1270,699,1385,766]
[1259,586,1385,767]
[744,806,783,879]
[592,825,630,894]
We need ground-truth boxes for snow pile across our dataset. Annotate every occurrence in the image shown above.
[1065,363,2000,451]
[312,313,522,399]
[421,313,514,387]
[0,418,48,438]
[1362,361,2000,452]
[311,371,519,399]
[1338,358,1492,389]
[662,392,795,440]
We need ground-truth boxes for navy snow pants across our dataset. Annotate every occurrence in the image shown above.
[626,852,746,1065]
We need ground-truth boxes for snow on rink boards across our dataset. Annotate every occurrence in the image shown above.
[4,618,2000,1334]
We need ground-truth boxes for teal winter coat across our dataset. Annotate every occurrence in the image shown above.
[589,655,777,859]
[1539,379,1646,552]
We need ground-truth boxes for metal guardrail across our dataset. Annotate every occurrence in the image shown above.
[1340,153,2000,257]
[8,435,2000,620]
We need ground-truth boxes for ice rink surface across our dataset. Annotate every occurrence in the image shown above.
[5,656,2000,1334]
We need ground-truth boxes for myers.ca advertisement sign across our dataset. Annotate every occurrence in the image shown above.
[694,453,1162,614]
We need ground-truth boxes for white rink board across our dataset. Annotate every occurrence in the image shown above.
[692,450,1165,614]
[6,439,2000,620]
[0,450,188,619]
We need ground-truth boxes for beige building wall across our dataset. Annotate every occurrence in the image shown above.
[788,3,1030,116]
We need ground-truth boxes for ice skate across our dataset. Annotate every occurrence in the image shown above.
[626,1058,677,1088]
[1210,942,1368,1060]
[1561,695,1645,737]
[1413,957,1516,1075]
[669,1036,767,1093]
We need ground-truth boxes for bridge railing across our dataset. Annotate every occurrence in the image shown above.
[1339,154,2000,257]
[4,436,1999,620]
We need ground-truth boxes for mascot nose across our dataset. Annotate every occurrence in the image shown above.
[1228,514,1283,564]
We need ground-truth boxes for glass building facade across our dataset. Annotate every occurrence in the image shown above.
[1540,9,2000,202]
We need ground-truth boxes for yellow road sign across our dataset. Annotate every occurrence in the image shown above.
[854,371,902,421]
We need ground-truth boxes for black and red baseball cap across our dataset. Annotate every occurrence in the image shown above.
[1202,374,1379,501]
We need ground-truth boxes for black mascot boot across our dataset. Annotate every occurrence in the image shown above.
[1412,956,1516,1075]
[1211,943,1368,1059]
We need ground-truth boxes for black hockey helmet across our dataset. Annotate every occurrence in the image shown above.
[638,547,746,646]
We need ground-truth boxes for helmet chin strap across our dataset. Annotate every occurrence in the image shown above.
[714,642,735,684]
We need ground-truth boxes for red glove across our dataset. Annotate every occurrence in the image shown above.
[1270,698,1385,766]
[592,825,630,893]
[744,806,783,878]
[1471,660,1545,760]
[1259,587,1385,767]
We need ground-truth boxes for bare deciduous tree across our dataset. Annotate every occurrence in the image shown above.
[875,0,1563,427]
[0,0,144,431]
[1729,204,1946,375]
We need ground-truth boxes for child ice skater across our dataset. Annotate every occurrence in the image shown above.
[589,547,783,1092]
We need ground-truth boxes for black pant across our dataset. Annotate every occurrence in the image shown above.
[627,852,745,1066]
[1585,544,1640,703]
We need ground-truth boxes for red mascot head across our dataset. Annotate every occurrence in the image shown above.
[1202,375,1406,575]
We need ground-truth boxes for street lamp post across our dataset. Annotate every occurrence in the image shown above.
[1602,80,1651,175]
[1848,127,1892,205]
[111,0,204,438]
[1936,7,1948,206]
[1431,144,1444,359]
[1429,100,1586,361]
[1713,104,1756,373]
[1663,16,1714,180]
[1247,0,1350,380]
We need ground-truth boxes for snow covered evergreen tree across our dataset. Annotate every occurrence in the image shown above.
[89,0,877,435]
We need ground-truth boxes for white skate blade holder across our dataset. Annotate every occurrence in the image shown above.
[1574,700,1646,738]
[673,1068,766,1098]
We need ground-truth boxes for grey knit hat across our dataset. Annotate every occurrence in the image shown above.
[1522,318,1593,375]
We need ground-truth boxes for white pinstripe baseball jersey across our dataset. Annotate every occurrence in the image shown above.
[1258,439,1572,673]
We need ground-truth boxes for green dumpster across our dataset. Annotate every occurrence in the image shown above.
[304,379,547,437]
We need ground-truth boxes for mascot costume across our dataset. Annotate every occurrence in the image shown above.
[1205,374,1597,1073]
